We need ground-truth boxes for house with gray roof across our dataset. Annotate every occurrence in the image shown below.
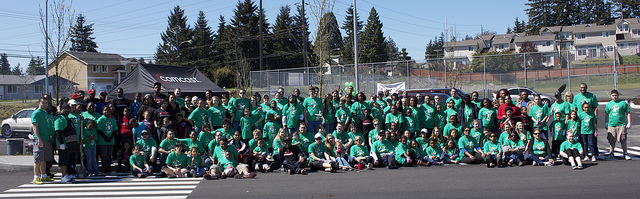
[0,75,76,100]
[47,51,138,92]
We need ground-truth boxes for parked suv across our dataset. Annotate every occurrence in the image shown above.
[1,108,36,138]
[494,87,555,105]
[400,88,466,98]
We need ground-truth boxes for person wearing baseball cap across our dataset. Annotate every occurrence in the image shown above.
[307,133,338,173]
[277,136,307,175]
[135,130,157,172]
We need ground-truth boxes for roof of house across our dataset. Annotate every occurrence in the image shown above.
[66,51,126,66]
[0,75,76,85]
[514,34,555,43]
[493,33,519,44]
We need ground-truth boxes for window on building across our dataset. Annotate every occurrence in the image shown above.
[92,65,99,73]
[606,46,614,52]
[576,33,586,40]
[618,43,628,49]
[602,32,610,38]
[130,65,136,71]
[542,41,552,46]
[7,85,18,94]
[468,46,474,51]
[101,65,108,73]
[578,49,586,56]
[34,85,44,94]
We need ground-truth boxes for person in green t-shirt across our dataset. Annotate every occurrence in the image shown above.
[482,131,502,167]
[385,105,404,129]
[251,139,271,172]
[549,112,566,158]
[334,99,351,125]
[458,126,483,164]
[96,106,118,173]
[187,147,206,177]
[478,99,497,131]
[350,135,374,169]
[307,133,338,172]
[528,95,550,140]
[443,100,458,123]
[130,145,151,178]
[394,136,413,167]
[180,131,205,155]
[371,131,398,168]
[573,83,598,116]
[239,108,255,140]
[424,138,444,166]
[604,90,632,160]
[83,119,99,175]
[282,95,305,137]
[197,125,214,154]
[503,131,525,166]
[134,130,157,166]
[446,88,462,110]
[159,130,179,168]
[525,129,554,166]
[207,96,226,129]
[558,132,583,169]
[434,104,447,131]
[189,99,209,133]
[578,103,598,161]
[304,87,324,133]
[162,142,189,178]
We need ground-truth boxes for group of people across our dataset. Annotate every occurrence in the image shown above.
[29,81,632,184]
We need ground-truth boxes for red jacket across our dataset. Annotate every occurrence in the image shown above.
[497,103,521,121]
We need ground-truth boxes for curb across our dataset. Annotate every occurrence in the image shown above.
[630,101,640,109]
[0,162,32,172]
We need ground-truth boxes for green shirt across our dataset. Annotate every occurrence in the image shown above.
[461,105,475,126]
[470,128,483,142]
[207,106,227,127]
[443,123,462,137]
[550,101,571,121]
[233,98,251,122]
[385,112,404,126]
[446,97,462,110]
[308,142,328,159]
[188,154,204,168]
[426,145,443,157]
[262,122,280,148]
[31,108,54,141]
[166,151,189,168]
[207,139,219,152]
[443,108,457,122]
[135,138,157,155]
[434,111,447,130]
[303,97,324,122]
[566,120,580,136]
[179,138,205,153]
[503,138,524,149]
[416,137,429,151]
[606,100,630,127]
[478,107,497,129]
[212,146,239,167]
[83,127,98,149]
[272,138,283,154]
[350,102,368,122]
[129,154,147,170]
[559,140,583,152]
[282,103,304,128]
[532,139,547,157]
[573,92,598,113]
[578,111,596,135]
[348,131,364,143]
[458,136,479,157]
[404,116,418,133]
[483,141,501,155]
[350,145,369,158]
[395,143,410,164]
[67,112,83,137]
[159,139,179,151]
[298,132,314,153]
[239,116,254,139]
[529,104,550,131]
[420,104,435,128]
[323,105,335,124]
[335,107,350,124]
[189,108,208,128]
[215,128,235,139]
[96,115,118,145]
[82,111,101,123]
[368,129,380,144]
[197,131,214,151]
[498,132,510,145]
[53,115,69,148]
[333,130,350,144]
[550,120,566,140]
[371,140,394,158]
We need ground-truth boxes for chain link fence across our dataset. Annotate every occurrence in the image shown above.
[251,50,640,99]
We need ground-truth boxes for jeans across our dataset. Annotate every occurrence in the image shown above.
[194,126,202,134]
[324,123,335,133]
[84,147,98,174]
[505,152,523,164]
[131,167,150,178]
[190,167,206,177]
[525,153,548,164]
[232,121,240,133]
[485,154,498,166]
[581,134,597,157]
[308,121,322,134]
[540,130,548,141]
[283,160,304,173]
[98,145,113,172]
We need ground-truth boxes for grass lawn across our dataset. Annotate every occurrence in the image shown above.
[0,101,38,120]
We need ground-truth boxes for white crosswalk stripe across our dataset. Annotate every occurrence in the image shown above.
[0,173,202,199]
[599,146,640,159]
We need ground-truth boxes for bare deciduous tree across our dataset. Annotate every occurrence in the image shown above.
[39,0,74,105]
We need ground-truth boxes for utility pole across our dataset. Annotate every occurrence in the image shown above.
[259,0,263,71]
[45,0,49,94]
[353,0,359,92]
[302,0,308,69]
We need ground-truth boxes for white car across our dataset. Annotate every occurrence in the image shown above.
[1,108,36,138]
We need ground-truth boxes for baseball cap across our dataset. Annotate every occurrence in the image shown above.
[314,133,323,139]
[68,99,78,105]
[378,91,384,95]
[88,89,95,94]
[141,130,149,135]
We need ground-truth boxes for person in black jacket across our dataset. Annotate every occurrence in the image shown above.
[457,94,479,128]
[279,137,308,175]
[54,104,80,183]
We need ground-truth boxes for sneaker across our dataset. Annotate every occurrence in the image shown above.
[518,161,525,166]
[625,154,632,160]
[532,162,539,166]
[543,162,553,167]
[69,174,76,179]
[243,172,257,178]
[367,163,374,170]
[60,175,70,184]
[300,169,308,175]
[571,165,577,170]
[41,176,54,182]
[32,178,43,185]
[591,156,597,162]
[582,157,590,162]
[577,165,584,169]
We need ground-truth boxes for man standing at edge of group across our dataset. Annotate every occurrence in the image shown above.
[605,90,632,160]
[31,97,55,184]
[232,89,251,132]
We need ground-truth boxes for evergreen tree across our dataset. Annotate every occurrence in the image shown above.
[399,48,411,61]
[313,12,343,65]
[269,5,299,69]
[592,0,615,25]
[69,14,98,52]
[0,53,10,75]
[137,57,146,64]
[11,64,22,75]
[155,6,193,65]
[229,0,269,88]
[385,37,399,61]
[612,0,640,18]
[424,32,445,60]
[506,27,513,34]
[189,11,215,72]
[293,4,313,67]
[26,56,46,75]
[360,7,387,63]
[525,0,556,35]
[341,5,363,64]
[513,17,527,33]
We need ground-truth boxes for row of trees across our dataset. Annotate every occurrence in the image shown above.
[0,54,46,76]
[153,0,407,88]
[523,0,639,35]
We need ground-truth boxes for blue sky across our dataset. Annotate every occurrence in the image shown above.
[0,0,527,71]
